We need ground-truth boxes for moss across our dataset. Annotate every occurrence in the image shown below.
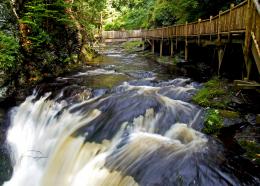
[122,41,144,52]
[203,109,224,134]
[219,110,240,118]
[192,77,230,108]
[238,140,260,165]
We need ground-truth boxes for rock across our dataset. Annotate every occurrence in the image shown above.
[245,114,256,125]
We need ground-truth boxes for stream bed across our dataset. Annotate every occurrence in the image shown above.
[0,46,259,186]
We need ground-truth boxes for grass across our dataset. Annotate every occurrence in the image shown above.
[192,77,230,108]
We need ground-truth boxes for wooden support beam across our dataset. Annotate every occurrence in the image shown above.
[218,47,225,75]
[176,37,178,50]
[146,39,152,46]
[152,40,155,54]
[160,40,163,57]
[170,39,174,57]
[251,33,260,74]
[185,21,188,61]
[244,0,254,79]
[185,43,188,61]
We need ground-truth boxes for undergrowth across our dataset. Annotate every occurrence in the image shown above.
[238,140,260,165]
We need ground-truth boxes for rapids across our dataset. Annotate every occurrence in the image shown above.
[3,46,259,186]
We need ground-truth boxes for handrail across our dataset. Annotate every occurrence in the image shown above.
[139,0,248,38]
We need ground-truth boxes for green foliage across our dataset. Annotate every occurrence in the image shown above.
[104,0,154,30]
[21,0,73,49]
[192,77,230,108]
[0,32,19,71]
[73,0,106,40]
[239,140,260,164]
[203,109,224,134]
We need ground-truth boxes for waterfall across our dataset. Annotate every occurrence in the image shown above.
[4,79,259,186]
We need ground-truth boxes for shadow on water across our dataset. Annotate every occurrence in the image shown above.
[1,46,260,186]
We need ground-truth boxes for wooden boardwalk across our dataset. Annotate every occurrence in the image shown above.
[102,0,260,80]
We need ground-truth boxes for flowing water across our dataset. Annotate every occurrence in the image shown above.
[2,46,260,186]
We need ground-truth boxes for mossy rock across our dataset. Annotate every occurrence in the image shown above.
[192,77,231,109]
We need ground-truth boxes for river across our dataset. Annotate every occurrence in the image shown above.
[1,45,259,186]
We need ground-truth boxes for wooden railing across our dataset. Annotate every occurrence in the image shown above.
[102,30,142,39]
[142,1,248,38]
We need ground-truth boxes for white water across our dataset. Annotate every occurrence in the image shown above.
[4,80,209,186]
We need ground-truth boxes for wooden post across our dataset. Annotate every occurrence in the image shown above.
[247,58,253,79]
[218,11,222,41]
[228,4,235,40]
[142,39,145,51]
[175,26,178,50]
[170,39,174,57]
[218,47,225,75]
[210,16,213,41]
[185,44,188,61]
[152,39,155,54]
[185,21,188,61]
[244,0,253,80]
[160,40,163,57]
[176,37,178,50]
[198,19,201,45]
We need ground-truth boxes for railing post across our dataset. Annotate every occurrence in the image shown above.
[229,3,235,40]
[198,19,201,45]
[210,16,213,41]
[218,11,222,41]
[186,21,188,40]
